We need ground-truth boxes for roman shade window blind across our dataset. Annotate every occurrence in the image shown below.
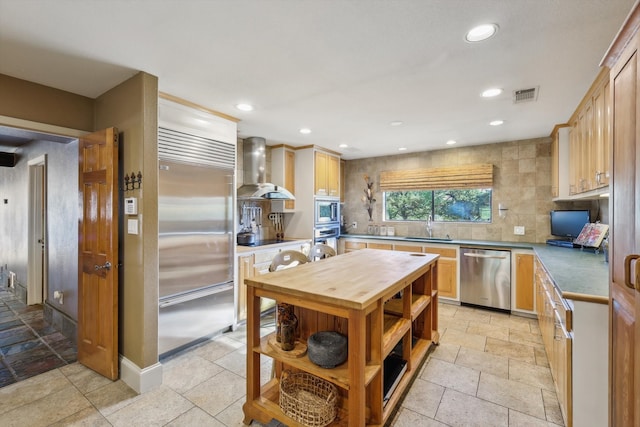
[379,163,493,191]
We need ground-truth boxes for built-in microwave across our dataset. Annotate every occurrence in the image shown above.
[315,199,339,225]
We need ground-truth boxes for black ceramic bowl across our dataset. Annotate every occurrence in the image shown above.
[307,331,348,368]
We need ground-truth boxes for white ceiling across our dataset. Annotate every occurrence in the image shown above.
[0,0,635,159]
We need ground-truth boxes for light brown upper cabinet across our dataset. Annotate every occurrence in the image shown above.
[314,150,340,198]
[567,68,611,195]
[271,145,296,210]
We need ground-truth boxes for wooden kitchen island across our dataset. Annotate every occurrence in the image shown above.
[242,249,439,426]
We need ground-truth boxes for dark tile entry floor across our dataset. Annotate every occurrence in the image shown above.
[0,290,76,388]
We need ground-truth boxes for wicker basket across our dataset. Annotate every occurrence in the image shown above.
[279,371,338,426]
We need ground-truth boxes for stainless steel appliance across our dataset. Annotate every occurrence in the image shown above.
[314,224,339,250]
[237,137,295,200]
[158,127,235,356]
[315,199,339,224]
[460,247,511,311]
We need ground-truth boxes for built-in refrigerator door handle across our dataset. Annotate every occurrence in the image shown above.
[159,282,234,308]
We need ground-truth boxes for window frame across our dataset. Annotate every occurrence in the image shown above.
[382,188,493,223]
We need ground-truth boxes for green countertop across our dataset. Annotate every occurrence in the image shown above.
[341,234,609,300]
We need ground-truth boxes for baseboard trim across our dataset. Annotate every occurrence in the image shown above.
[119,355,163,394]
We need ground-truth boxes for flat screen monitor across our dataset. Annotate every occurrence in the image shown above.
[550,210,590,240]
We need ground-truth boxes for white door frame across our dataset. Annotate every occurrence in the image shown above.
[27,154,47,305]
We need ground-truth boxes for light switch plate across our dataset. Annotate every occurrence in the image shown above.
[128,219,139,235]
[514,226,525,235]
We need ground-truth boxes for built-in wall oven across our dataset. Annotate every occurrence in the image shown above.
[314,199,340,250]
[314,224,340,250]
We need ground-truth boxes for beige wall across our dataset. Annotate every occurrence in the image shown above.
[94,72,159,369]
[0,71,159,370]
[342,137,598,243]
[0,74,94,131]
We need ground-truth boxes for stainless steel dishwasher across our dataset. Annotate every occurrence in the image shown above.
[460,247,511,311]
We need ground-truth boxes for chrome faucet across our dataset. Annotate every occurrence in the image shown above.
[426,215,433,238]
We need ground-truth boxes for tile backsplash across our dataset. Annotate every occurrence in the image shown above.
[340,137,600,244]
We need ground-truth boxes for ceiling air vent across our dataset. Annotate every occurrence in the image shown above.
[513,87,539,104]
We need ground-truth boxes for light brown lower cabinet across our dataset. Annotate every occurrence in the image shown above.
[536,257,572,426]
[236,241,311,323]
[515,253,534,311]
[340,238,460,300]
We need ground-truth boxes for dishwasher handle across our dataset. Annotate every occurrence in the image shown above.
[462,252,509,260]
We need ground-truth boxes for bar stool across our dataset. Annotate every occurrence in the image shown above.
[307,244,336,261]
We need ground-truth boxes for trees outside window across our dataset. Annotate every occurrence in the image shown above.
[384,189,492,222]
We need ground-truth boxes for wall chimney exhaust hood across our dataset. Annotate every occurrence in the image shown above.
[237,137,295,200]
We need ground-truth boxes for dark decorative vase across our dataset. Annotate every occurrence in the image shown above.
[280,317,298,351]
[276,303,297,350]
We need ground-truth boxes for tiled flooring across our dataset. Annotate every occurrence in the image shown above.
[0,290,77,387]
[0,303,564,426]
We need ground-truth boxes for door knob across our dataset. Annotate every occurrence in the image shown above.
[94,261,112,271]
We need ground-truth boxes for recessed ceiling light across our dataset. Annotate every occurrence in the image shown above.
[235,103,254,112]
[481,88,503,98]
[299,128,312,134]
[390,121,404,126]
[465,24,499,42]
[398,147,407,151]
[446,140,457,145]
[489,120,504,126]
[339,143,348,148]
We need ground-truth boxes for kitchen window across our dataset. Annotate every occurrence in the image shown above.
[383,189,492,222]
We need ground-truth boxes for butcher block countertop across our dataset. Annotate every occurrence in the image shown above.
[244,248,439,310]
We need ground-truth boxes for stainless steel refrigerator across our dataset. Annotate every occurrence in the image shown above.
[158,127,235,356]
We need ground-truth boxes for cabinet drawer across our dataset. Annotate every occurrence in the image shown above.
[345,241,366,250]
[367,242,393,250]
[424,247,457,258]
[553,287,573,331]
[394,244,423,253]
[254,250,280,264]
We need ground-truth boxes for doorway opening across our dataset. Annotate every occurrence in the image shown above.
[27,155,47,306]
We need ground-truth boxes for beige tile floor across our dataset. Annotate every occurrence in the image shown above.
[0,303,564,426]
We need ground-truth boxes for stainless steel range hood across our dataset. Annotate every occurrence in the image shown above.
[237,137,295,200]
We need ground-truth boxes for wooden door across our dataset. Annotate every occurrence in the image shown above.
[78,128,119,380]
[610,40,639,427]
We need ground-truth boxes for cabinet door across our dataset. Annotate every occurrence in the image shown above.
[314,151,328,196]
[340,159,346,203]
[553,318,572,426]
[609,37,640,427]
[551,132,559,198]
[568,122,580,195]
[437,258,457,299]
[284,150,295,209]
[237,255,254,322]
[515,254,534,311]
[327,154,340,197]
[582,99,594,192]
